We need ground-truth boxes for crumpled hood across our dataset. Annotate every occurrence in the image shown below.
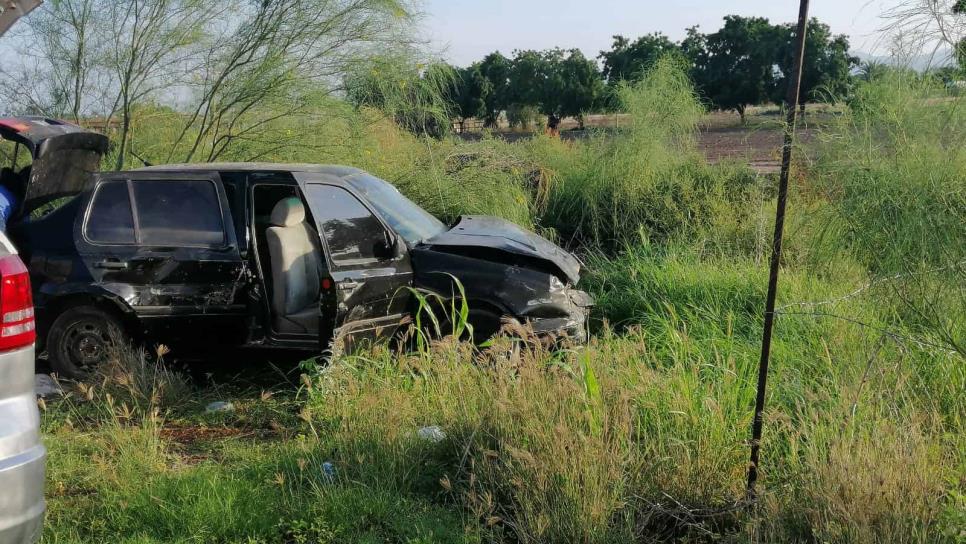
[421,215,581,284]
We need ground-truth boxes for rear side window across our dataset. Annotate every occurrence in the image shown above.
[304,184,386,265]
[84,179,225,246]
[133,180,225,246]
[85,181,135,244]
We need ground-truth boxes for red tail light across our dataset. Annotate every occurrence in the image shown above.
[0,254,35,351]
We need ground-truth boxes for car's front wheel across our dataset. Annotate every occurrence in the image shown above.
[47,306,128,379]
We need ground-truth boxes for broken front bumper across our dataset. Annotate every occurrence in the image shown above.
[524,288,594,344]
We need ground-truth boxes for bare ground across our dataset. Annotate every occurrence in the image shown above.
[458,109,823,174]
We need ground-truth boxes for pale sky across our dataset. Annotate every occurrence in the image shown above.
[421,0,903,67]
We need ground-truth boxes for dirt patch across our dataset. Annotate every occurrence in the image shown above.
[699,126,782,174]
[457,110,822,174]
[161,424,249,445]
[161,425,250,466]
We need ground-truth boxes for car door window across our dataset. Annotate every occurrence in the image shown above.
[304,184,386,267]
[85,180,135,244]
[132,180,225,246]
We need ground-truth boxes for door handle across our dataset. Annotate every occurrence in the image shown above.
[94,260,128,270]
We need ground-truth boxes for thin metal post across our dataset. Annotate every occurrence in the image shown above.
[746,0,810,500]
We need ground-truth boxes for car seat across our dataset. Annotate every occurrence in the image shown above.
[265,197,322,334]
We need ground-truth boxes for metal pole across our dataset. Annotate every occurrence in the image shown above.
[746,0,810,500]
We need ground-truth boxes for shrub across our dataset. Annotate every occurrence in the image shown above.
[535,57,762,250]
[808,72,966,356]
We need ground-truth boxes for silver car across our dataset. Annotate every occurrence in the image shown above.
[0,231,44,543]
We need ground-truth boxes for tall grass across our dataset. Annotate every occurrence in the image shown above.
[305,313,962,542]
[806,72,965,356]
[534,57,762,250]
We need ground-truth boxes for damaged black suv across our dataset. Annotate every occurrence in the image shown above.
[3,118,592,377]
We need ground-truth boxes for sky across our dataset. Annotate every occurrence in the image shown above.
[421,0,904,67]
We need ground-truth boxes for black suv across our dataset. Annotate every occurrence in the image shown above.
[4,120,592,377]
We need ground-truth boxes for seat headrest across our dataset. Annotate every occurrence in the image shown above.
[270,197,306,227]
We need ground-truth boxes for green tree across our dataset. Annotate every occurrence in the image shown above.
[857,60,889,82]
[477,52,512,127]
[506,49,603,129]
[947,0,965,72]
[506,49,547,109]
[556,49,605,128]
[106,0,217,169]
[679,25,708,93]
[3,0,419,165]
[451,65,490,131]
[690,16,780,122]
[598,33,678,84]
[772,19,858,108]
[956,0,966,70]
[346,56,455,138]
[169,0,417,163]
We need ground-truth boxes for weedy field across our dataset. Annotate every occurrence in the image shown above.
[40,60,964,543]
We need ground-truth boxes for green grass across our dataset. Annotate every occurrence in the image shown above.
[41,301,963,542]
[40,64,966,542]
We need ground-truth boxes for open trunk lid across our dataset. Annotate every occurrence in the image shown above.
[0,117,109,214]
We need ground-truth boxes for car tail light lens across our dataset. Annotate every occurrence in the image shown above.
[0,254,35,351]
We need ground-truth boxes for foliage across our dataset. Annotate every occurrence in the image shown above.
[16,5,966,542]
[1,0,418,166]
[771,18,859,106]
[809,72,966,355]
[37,42,966,543]
[345,56,456,138]
[451,16,863,125]
[599,33,679,84]
[450,65,491,130]
[477,51,513,126]
[555,49,606,125]
[882,0,965,68]
[505,50,547,110]
[505,103,541,131]
[537,57,759,249]
[689,16,781,121]
[507,48,604,124]
[856,60,890,82]
[159,0,419,163]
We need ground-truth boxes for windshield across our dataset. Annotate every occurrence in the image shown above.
[346,173,447,245]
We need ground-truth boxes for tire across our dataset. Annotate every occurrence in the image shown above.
[47,306,128,380]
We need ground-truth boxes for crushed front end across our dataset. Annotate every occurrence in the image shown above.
[411,215,594,343]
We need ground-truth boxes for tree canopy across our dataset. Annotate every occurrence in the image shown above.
[956,0,966,69]
[448,14,859,127]
[477,52,512,126]
[3,6,869,136]
[450,65,490,130]
[771,18,858,106]
[689,16,781,121]
[599,33,678,84]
